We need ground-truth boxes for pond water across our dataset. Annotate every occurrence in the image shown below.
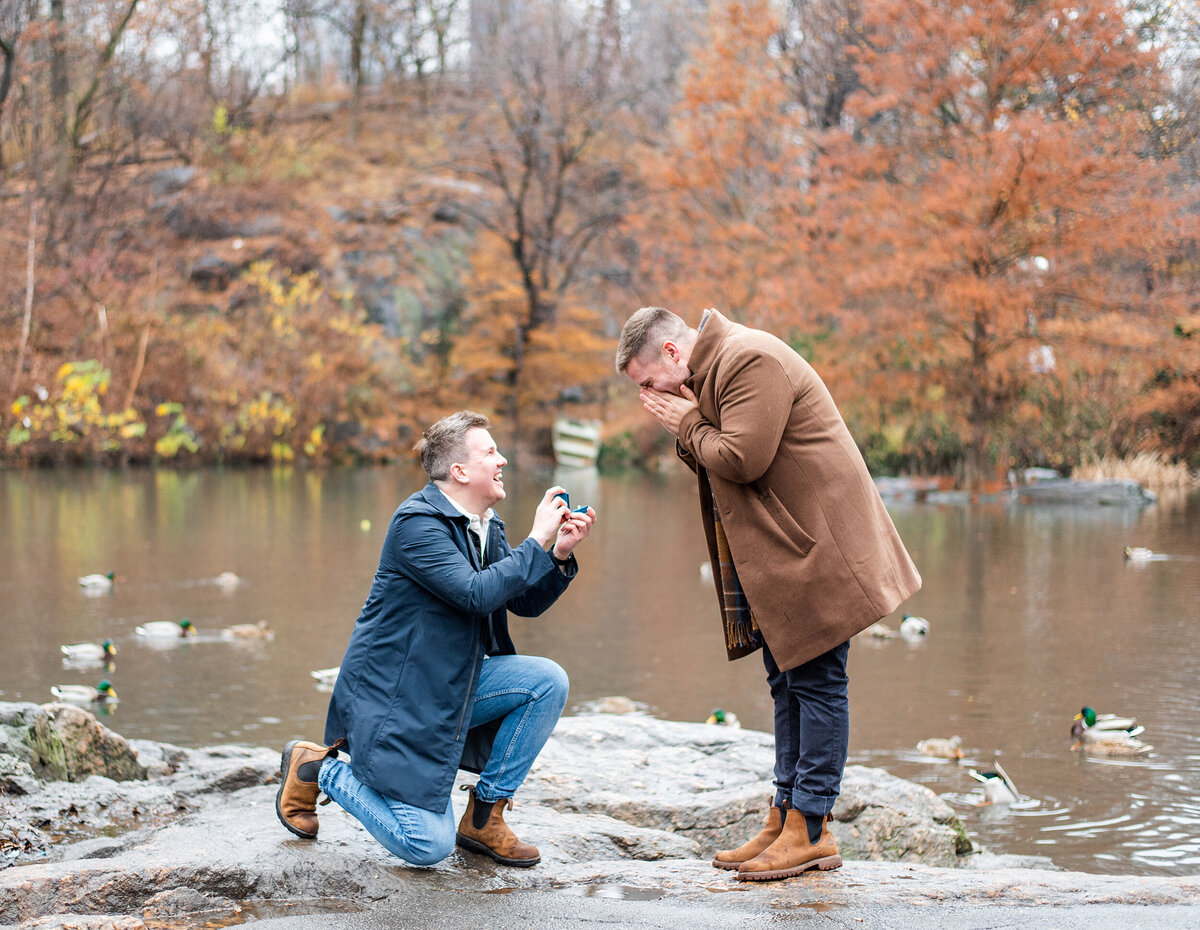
[2,465,1197,876]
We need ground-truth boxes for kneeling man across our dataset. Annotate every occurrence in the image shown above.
[276,411,594,867]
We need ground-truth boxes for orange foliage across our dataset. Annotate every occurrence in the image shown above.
[448,239,611,438]
[636,0,825,333]
[810,0,1191,481]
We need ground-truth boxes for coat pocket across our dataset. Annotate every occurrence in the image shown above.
[755,485,816,557]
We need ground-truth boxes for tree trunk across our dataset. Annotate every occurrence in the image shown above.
[0,35,15,171]
[349,1,367,142]
[8,204,37,408]
[50,0,71,199]
[965,310,989,491]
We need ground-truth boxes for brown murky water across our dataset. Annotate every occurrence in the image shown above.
[2,465,1197,876]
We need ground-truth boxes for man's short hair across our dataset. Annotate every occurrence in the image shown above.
[415,411,490,480]
[615,306,689,374]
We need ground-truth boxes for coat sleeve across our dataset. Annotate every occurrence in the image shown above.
[677,349,793,484]
[506,553,573,617]
[390,513,558,617]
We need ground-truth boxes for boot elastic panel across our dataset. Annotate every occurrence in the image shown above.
[296,759,322,782]
[804,813,824,845]
[472,797,497,830]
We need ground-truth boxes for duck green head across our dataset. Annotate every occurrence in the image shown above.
[97,679,116,696]
[179,619,195,633]
[101,638,117,656]
[709,709,729,723]
[1079,707,1097,727]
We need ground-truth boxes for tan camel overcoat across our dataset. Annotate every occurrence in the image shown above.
[677,311,922,671]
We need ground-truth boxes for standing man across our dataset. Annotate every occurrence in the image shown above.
[276,411,594,868]
[616,307,920,882]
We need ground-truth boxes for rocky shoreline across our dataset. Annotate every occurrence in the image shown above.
[2,702,1197,928]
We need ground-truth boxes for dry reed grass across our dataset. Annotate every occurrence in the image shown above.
[1071,452,1200,492]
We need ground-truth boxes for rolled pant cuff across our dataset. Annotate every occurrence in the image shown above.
[789,789,837,818]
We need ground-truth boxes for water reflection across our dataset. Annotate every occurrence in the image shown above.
[1,466,1197,876]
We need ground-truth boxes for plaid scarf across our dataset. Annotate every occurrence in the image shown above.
[707,476,763,655]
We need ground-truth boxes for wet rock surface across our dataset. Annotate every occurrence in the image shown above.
[2,703,1197,928]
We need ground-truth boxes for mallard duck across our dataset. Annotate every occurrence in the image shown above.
[969,761,1020,805]
[136,618,196,638]
[1123,546,1154,562]
[1071,706,1144,739]
[705,708,740,728]
[311,666,340,686]
[1074,729,1154,757]
[214,571,242,589]
[1071,706,1152,755]
[858,621,897,639]
[220,620,273,640]
[900,614,930,637]
[917,735,964,759]
[50,679,118,705]
[78,572,116,589]
[60,639,117,661]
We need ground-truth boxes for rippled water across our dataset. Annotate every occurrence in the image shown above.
[2,465,1197,875]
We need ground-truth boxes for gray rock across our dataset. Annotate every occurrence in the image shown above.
[0,753,38,795]
[235,214,283,237]
[188,255,239,291]
[522,715,969,865]
[25,704,147,783]
[4,703,1196,927]
[1015,478,1156,506]
[149,166,196,197]
[164,203,233,240]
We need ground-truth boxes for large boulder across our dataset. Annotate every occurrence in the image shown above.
[25,704,147,783]
[522,713,970,866]
[3,703,1199,927]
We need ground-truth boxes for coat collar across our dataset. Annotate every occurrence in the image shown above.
[685,309,737,394]
[412,482,505,530]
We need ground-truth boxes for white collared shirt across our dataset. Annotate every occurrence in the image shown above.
[439,490,494,560]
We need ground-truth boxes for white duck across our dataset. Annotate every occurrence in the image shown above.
[51,679,119,705]
[1123,546,1155,562]
[78,572,116,589]
[968,761,1020,805]
[60,639,117,662]
[136,618,196,638]
[311,666,340,686]
[215,571,242,589]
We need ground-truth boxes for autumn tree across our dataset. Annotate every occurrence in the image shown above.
[811,0,1191,485]
[446,0,644,438]
[0,0,37,171]
[777,0,864,130]
[636,0,824,337]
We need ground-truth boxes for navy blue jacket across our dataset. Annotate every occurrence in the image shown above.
[324,482,574,812]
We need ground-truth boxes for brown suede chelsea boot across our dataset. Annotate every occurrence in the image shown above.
[737,811,842,881]
[275,738,342,839]
[712,802,787,870]
[455,785,540,867]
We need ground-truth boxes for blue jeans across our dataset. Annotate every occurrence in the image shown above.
[317,654,568,865]
[763,639,850,818]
